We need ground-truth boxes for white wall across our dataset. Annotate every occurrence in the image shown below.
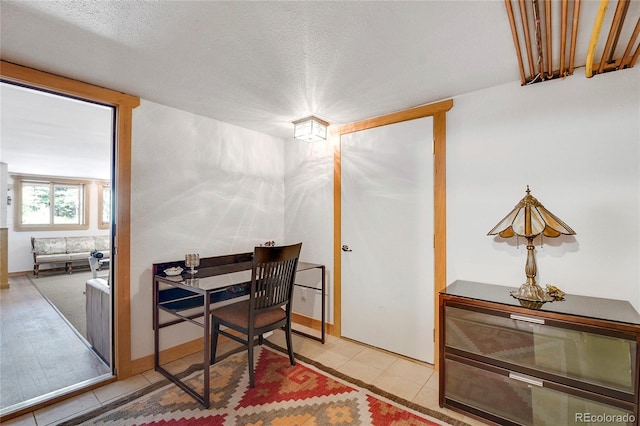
[282,67,640,334]
[10,67,628,361]
[6,67,636,363]
[284,136,336,323]
[130,100,287,359]
[447,67,640,311]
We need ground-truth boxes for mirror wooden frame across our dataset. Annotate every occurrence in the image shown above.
[0,60,139,419]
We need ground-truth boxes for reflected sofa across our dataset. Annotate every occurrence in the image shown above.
[31,236,111,277]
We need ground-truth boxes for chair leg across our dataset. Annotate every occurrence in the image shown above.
[211,319,220,365]
[285,323,296,366]
[247,332,255,388]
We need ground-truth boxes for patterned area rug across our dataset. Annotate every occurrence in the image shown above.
[61,345,463,425]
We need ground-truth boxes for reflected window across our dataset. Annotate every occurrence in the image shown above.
[14,175,89,231]
[98,181,111,229]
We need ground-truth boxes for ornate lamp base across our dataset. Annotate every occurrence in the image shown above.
[514,298,547,310]
[510,282,553,303]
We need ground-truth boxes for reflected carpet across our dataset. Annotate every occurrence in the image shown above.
[29,272,90,338]
[61,345,463,425]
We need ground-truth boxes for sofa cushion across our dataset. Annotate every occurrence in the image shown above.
[35,253,71,263]
[33,237,67,255]
[94,236,110,251]
[69,252,92,261]
[66,237,95,254]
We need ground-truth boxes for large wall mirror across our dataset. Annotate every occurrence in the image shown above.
[0,61,139,420]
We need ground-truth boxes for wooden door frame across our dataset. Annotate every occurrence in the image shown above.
[333,99,453,369]
[1,61,139,412]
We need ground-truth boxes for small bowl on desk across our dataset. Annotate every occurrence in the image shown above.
[164,267,183,276]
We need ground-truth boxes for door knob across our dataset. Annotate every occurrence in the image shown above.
[341,245,352,252]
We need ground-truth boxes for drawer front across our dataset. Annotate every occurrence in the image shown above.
[445,358,636,426]
[445,305,637,395]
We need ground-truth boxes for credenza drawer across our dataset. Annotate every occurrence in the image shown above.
[444,357,636,426]
[445,305,637,395]
[440,282,640,426]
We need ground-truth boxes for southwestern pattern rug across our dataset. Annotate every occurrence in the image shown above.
[61,345,466,425]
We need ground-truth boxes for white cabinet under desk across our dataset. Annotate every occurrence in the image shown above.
[439,280,640,426]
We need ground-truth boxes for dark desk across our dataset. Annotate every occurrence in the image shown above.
[152,253,325,407]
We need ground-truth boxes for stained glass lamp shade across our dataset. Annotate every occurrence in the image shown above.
[487,186,576,302]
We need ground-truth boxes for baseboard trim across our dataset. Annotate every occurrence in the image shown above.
[129,336,210,376]
[291,312,336,336]
[130,314,335,376]
[8,270,32,278]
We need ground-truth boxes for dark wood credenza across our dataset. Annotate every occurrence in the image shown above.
[439,280,640,426]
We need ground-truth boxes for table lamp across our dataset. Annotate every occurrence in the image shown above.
[487,186,576,302]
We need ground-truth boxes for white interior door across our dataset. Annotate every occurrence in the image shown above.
[341,117,434,363]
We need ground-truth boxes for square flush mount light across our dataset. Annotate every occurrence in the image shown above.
[293,116,329,142]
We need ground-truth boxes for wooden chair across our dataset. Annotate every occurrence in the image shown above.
[211,242,302,387]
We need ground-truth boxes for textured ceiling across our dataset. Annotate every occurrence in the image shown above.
[0,1,634,178]
[1,0,517,138]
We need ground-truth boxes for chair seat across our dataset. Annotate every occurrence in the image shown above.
[211,242,302,388]
[214,300,286,329]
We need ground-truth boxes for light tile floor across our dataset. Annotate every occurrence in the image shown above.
[3,328,487,425]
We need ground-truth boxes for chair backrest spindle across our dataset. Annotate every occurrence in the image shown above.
[251,243,301,313]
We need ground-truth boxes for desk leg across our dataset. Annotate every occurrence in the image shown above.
[203,295,211,408]
[321,265,325,343]
[292,265,326,344]
[154,285,211,408]
[153,279,159,369]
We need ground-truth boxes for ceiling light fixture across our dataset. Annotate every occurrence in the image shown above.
[293,116,329,142]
